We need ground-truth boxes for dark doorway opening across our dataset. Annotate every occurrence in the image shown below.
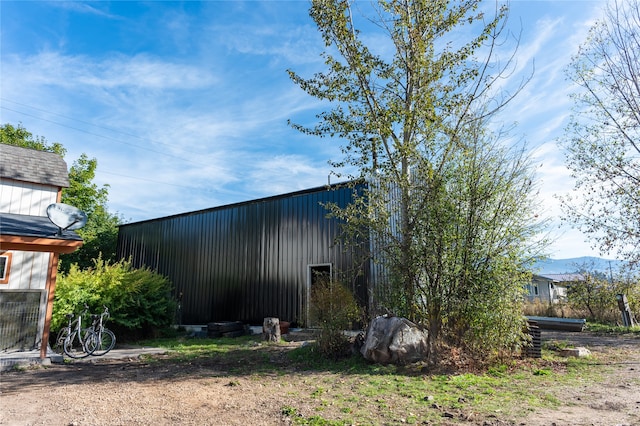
[310,264,331,286]
[306,264,332,326]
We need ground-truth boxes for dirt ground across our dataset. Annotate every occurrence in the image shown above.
[0,330,639,426]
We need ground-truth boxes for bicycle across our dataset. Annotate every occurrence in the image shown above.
[87,305,116,356]
[54,304,96,358]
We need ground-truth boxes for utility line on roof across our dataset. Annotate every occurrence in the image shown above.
[0,102,208,167]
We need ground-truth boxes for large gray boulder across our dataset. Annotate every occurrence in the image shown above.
[360,315,428,365]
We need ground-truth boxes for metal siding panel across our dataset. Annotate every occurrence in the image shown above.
[116,183,370,326]
[213,209,226,321]
[281,196,292,319]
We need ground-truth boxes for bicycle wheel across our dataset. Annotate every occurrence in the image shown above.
[88,328,116,356]
[53,329,69,354]
[63,330,95,358]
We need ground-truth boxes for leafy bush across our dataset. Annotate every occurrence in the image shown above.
[566,270,640,324]
[310,277,362,358]
[52,258,177,340]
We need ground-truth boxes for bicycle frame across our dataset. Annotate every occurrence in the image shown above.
[87,306,116,356]
[58,305,96,358]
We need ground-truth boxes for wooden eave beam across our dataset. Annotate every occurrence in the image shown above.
[0,235,83,254]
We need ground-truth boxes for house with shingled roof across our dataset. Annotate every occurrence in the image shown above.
[0,143,83,361]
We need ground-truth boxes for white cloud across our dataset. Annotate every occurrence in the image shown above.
[51,2,123,20]
[246,154,332,195]
[9,52,217,90]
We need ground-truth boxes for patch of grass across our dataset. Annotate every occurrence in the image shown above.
[587,323,640,335]
[287,343,371,373]
[311,387,326,398]
[135,334,623,424]
[542,339,571,351]
[282,405,299,416]
[140,334,257,355]
[282,406,353,425]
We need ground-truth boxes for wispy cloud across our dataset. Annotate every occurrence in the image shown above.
[3,52,218,91]
[51,2,124,20]
[246,154,332,195]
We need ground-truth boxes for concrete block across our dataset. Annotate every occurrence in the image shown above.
[560,347,591,357]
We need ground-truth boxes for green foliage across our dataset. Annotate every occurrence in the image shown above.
[59,204,121,274]
[567,267,640,324]
[567,273,617,322]
[52,258,177,338]
[289,1,544,363]
[59,154,121,273]
[310,277,362,358]
[62,153,109,213]
[0,122,66,155]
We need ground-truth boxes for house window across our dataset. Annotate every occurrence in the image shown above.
[533,284,538,296]
[0,252,12,284]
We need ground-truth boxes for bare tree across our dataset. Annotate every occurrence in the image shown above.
[561,0,640,266]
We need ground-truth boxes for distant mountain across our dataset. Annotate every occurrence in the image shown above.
[533,256,627,275]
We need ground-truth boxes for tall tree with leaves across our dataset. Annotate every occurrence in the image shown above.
[0,123,66,155]
[561,0,640,267]
[59,154,121,273]
[0,123,120,272]
[289,0,544,360]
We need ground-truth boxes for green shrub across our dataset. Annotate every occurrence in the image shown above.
[52,258,177,340]
[310,277,362,358]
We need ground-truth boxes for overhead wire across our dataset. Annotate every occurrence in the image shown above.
[0,99,209,167]
[1,98,222,191]
[96,170,211,191]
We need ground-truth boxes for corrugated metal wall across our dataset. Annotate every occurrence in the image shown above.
[117,184,369,325]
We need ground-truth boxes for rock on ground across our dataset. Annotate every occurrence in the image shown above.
[360,315,428,365]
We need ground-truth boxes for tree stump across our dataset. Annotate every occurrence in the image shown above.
[263,317,281,342]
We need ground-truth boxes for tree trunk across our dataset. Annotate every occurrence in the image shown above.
[262,317,281,342]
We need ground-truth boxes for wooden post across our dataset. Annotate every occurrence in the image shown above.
[263,317,281,342]
[40,253,60,359]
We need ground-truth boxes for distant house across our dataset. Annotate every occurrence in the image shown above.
[0,144,83,358]
[526,273,584,305]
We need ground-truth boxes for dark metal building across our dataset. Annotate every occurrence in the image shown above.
[116,183,369,326]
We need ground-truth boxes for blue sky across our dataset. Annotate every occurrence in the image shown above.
[0,1,614,259]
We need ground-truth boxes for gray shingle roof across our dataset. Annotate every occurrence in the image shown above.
[0,144,69,188]
[534,273,585,282]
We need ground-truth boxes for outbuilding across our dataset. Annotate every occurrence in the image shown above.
[526,273,585,305]
[0,144,83,361]
[117,182,372,327]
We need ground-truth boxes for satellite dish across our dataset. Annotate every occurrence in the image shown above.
[46,203,88,234]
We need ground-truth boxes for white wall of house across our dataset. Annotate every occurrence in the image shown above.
[0,178,55,291]
[3,251,49,290]
[526,276,570,305]
[0,179,58,216]
[1,178,55,350]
